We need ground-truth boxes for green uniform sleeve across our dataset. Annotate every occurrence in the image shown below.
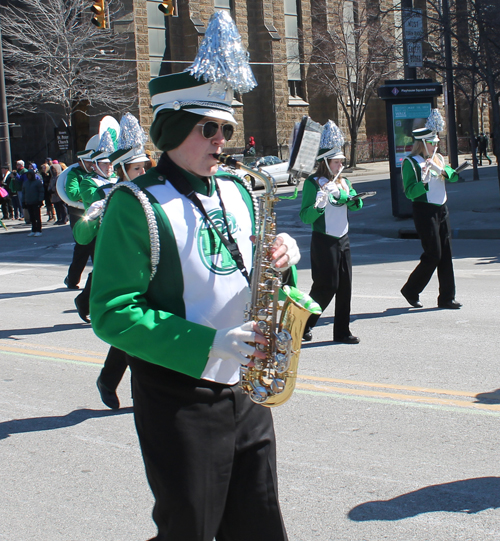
[65,169,83,202]
[345,178,363,211]
[73,217,99,245]
[79,177,100,210]
[300,176,324,224]
[90,189,216,379]
[402,157,428,201]
[444,164,459,183]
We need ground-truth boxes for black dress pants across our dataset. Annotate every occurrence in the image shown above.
[26,204,42,233]
[402,202,456,303]
[67,208,95,287]
[128,358,288,541]
[99,346,128,391]
[307,231,353,338]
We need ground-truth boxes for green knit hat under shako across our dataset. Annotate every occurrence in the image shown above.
[412,108,444,142]
[317,120,346,161]
[149,10,257,152]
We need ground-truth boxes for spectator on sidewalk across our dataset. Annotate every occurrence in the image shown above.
[22,168,44,237]
[15,160,29,223]
[49,163,68,225]
[39,163,55,221]
[476,132,492,166]
[1,165,14,220]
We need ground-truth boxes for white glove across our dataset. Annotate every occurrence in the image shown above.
[323,182,340,198]
[273,232,300,270]
[315,191,329,209]
[85,199,105,221]
[211,321,256,363]
[428,161,444,176]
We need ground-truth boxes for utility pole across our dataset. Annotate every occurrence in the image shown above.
[0,25,11,169]
[442,0,459,168]
[402,0,417,80]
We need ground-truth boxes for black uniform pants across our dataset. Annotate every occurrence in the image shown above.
[67,209,95,287]
[307,231,353,339]
[128,358,288,541]
[402,202,456,303]
[99,346,128,391]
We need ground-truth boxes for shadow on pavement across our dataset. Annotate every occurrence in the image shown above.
[348,477,500,520]
[0,323,87,339]
[0,407,133,440]
[474,389,500,405]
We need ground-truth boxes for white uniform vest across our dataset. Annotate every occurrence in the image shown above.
[148,178,253,385]
[412,155,447,205]
[317,176,349,238]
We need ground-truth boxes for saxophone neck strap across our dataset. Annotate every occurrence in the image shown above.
[156,153,251,287]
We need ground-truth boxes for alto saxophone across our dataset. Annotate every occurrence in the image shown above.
[217,153,315,407]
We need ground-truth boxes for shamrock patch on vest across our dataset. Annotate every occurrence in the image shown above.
[197,209,239,275]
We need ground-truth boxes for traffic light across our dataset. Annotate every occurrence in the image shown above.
[91,1,107,29]
[158,0,175,16]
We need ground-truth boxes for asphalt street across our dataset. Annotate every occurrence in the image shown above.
[1,177,500,540]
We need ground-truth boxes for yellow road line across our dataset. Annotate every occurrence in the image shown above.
[1,343,496,412]
[295,382,499,412]
[298,374,476,398]
[0,345,104,364]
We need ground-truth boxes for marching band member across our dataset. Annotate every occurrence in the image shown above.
[90,12,298,540]
[62,135,99,290]
[400,109,462,309]
[300,120,363,344]
[73,113,148,410]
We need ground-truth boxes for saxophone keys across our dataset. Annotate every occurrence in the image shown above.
[270,377,286,395]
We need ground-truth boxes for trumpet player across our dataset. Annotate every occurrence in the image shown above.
[300,120,363,344]
[400,111,462,310]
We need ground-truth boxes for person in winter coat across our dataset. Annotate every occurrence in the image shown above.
[22,168,44,236]
[49,163,68,225]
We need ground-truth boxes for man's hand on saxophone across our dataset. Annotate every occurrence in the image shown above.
[270,232,300,270]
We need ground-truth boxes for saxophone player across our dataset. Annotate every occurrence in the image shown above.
[90,12,298,541]
[300,120,363,344]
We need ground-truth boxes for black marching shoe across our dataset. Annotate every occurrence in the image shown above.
[96,376,120,409]
[64,276,79,290]
[334,334,360,345]
[401,287,423,308]
[438,299,462,309]
[302,330,313,342]
[74,293,90,323]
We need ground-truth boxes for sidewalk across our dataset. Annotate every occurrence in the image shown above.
[345,158,500,240]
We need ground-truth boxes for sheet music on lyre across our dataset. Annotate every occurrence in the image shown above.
[288,117,323,179]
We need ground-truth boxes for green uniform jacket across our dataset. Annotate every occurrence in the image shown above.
[300,175,362,234]
[90,167,255,379]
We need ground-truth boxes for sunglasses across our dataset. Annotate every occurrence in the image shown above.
[425,140,438,145]
[196,121,234,141]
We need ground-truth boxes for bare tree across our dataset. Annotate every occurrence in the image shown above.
[424,0,500,186]
[0,0,136,132]
[306,0,403,168]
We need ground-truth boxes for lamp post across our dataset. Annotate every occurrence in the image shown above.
[442,0,459,168]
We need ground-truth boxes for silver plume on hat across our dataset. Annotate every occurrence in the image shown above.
[188,11,257,94]
[118,113,147,151]
[425,109,445,133]
[320,120,344,154]
[97,130,116,154]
